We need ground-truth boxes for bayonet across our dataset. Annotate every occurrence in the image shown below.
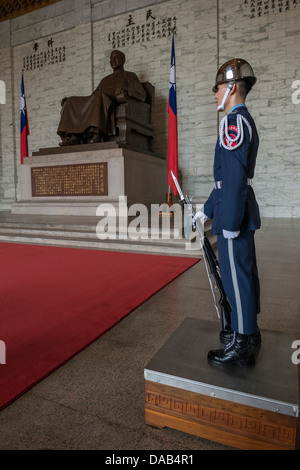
[171,171,231,332]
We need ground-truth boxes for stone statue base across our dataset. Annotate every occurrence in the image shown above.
[12,144,167,217]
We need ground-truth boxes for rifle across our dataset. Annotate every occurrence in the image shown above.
[171,171,231,333]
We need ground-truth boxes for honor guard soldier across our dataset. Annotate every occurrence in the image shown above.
[194,59,261,366]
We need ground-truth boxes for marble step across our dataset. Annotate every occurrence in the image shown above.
[0,212,216,256]
[0,224,201,256]
[0,232,202,256]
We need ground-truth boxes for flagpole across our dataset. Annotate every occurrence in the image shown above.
[20,71,30,164]
[166,186,172,208]
[166,28,178,208]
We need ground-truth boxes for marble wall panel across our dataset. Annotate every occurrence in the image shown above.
[0,0,299,217]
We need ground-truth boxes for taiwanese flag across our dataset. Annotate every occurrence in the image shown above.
[20,73,29,164]
[167,33,178,196]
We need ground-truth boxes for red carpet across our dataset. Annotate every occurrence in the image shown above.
[0,243,198,411]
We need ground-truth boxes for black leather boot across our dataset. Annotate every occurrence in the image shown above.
[208,332,255,367]
[219,325,261,345]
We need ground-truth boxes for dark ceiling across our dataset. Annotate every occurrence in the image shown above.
[0,0,62,22]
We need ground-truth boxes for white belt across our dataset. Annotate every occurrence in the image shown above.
[214,179,252,189]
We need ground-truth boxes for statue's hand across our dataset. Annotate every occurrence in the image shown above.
[115,87,128,95]
[115,88,129,103]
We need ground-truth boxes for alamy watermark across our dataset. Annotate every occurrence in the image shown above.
[0,80,5,105]
[291,340,300,365]
[291,80,300,104]
[95,196,203,250]
[0,340,6,365]
[0,338,299,366]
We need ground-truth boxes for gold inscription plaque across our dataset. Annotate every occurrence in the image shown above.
[31,162,108,197]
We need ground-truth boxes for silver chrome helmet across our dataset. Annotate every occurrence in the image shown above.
[212,58,256,93]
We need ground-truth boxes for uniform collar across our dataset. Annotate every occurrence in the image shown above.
[228,103,246,115]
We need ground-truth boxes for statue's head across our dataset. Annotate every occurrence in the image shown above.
[110,50,126,70]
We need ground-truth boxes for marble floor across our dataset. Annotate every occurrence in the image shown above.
[0,217,299,450]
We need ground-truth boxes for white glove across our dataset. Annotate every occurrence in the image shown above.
[223,229,240,239]
[192,210,208,227]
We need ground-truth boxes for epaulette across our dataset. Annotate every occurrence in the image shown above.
[219,114,252,150]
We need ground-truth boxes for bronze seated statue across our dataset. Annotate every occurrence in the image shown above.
[57,50,155,152]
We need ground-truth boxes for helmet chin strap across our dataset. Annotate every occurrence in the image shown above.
[217,81,234,112]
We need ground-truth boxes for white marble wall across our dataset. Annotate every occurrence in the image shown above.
[218,0,300,217]
[0,0,299,217]
[0,46,17,207]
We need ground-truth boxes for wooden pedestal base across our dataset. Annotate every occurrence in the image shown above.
[145,380,297,450]
[144,318,299,450]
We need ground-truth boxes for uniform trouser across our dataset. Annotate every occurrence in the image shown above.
[217,230,260,335]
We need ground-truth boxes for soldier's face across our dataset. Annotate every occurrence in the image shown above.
[214,83,228,108]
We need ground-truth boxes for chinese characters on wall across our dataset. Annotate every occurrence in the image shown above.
[22,37,66,72]
[31,163,108,197]
[107,9,177,49]
[22,9,177,72]
[244,0,299,18]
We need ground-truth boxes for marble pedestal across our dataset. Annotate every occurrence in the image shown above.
[11,144,167,217]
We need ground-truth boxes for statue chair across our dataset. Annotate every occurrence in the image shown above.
[108,81,155,153]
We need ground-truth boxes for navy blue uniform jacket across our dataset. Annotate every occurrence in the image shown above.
[204,105,261,235]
